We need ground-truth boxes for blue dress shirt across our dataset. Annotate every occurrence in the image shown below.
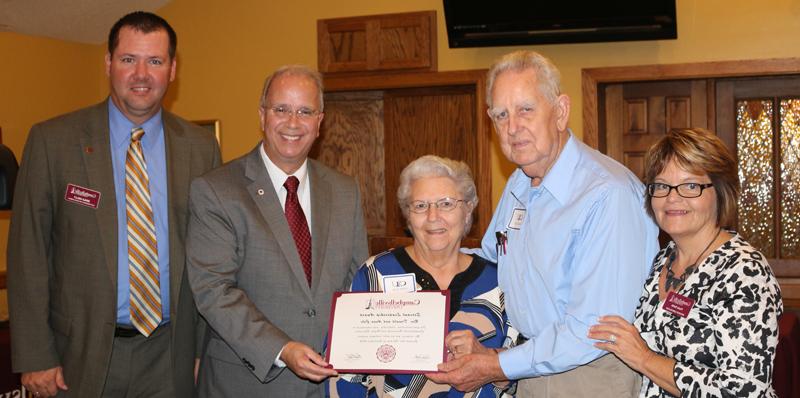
[477,133,659,380]
[108,100,170,326]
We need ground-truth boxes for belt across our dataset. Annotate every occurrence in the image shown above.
[114,323,168,338]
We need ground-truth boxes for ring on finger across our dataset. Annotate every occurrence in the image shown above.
[609,334,617,344]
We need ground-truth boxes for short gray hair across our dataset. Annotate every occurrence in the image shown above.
[259,64,324,111]
[397,155,478,237]
[486,50,562,108]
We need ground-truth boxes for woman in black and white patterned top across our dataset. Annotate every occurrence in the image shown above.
[588,128,782,397]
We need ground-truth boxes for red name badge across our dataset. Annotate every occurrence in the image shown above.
[64,183,101,209]
[662,291,695,318]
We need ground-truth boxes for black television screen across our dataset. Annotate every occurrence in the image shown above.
[444,1,677,47]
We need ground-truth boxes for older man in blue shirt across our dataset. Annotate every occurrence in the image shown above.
[429,51,659,397]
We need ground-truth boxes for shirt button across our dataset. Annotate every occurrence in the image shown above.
[306,309,316,317]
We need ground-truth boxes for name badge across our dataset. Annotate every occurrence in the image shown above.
[64,183,101,209]
[508,208,526,230]
[662,291,695,318]
[382,273,417,293]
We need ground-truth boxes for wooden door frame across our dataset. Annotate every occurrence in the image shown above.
[581,57,800,149]
[581,58,800,308]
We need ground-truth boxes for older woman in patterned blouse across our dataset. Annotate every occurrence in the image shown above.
[328,155,513,398]
[588,128,782,397]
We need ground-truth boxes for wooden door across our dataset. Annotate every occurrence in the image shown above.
[602,80,709,179]
[599,73,800,308]
[382,86,478,238]
[316,70,491,255]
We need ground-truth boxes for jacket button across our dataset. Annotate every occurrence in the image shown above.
[306,309,316,317]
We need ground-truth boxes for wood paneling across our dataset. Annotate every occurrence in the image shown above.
[318,11,436,74]
[624,99,647,134]
[583,58,800,150]
[315,91,386,235]
[665,97,690,131]
[383,86,477,237]
[602,80,707,180]
[322,70,491,255]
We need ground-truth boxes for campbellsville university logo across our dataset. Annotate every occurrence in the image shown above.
[376,344,396,363]
[369,299,421,310]
[64,183,101,209]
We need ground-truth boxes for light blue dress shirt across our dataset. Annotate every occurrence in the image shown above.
[477,133,659,380]
[108,100,170,326]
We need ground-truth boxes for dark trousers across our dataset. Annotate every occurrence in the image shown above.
[102,324,174,398]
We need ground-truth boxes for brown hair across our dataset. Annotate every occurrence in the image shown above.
[643,128,740,228]
[108,11,177,59]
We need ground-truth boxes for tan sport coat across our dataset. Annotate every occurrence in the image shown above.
[187,146,369,398]
[7,101,221,397]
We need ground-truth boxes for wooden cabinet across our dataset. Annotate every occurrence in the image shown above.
[317,11,436,74]
[312,70,491,254]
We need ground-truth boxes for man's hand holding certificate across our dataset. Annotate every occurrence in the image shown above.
[325,291,449,374]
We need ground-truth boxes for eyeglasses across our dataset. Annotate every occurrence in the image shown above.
[267,105,320,120]
[408,197,465,214]
[647,182,714,198]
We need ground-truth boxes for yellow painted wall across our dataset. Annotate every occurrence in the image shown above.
[156,0,800,205]
[2,0,800,273]
[0,32,105,273]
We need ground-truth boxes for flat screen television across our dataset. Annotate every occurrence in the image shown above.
[443,0,677,48]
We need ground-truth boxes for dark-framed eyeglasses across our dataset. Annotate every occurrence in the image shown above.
[267,105,320,120]
[647,182,715,198]
[408,197,465,214]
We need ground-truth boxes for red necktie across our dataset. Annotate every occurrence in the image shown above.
[284,176,312,286]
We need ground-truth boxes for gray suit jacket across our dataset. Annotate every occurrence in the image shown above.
[187,145,369,398]
[7,101,221,397]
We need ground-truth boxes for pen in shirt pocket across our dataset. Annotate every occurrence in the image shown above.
[496,230,508,256]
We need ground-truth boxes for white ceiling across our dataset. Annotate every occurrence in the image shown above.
[0,0,172,44]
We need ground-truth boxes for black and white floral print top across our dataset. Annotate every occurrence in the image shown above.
[634,233,783,397]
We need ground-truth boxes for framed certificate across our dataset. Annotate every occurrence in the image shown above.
[325,291,450,374]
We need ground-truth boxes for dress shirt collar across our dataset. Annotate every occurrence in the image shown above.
[539,130,579,205]
[108,98,164,152]
[258,143,309,197]
[510,130,578,206]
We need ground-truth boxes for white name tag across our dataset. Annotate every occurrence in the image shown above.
[382,273,417,293]
[508,208,526,230]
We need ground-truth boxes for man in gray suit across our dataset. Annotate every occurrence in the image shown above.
[7,11,220,398]
[187,65,369,397]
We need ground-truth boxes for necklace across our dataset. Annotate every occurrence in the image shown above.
[664,228,722,291]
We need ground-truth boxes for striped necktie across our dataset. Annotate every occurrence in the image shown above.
[126,127,161,336]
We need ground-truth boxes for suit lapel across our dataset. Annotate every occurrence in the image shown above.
[308,161,331,294]
[163,113,192,316]
[244,147,313,299]
[79,103,118,287]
